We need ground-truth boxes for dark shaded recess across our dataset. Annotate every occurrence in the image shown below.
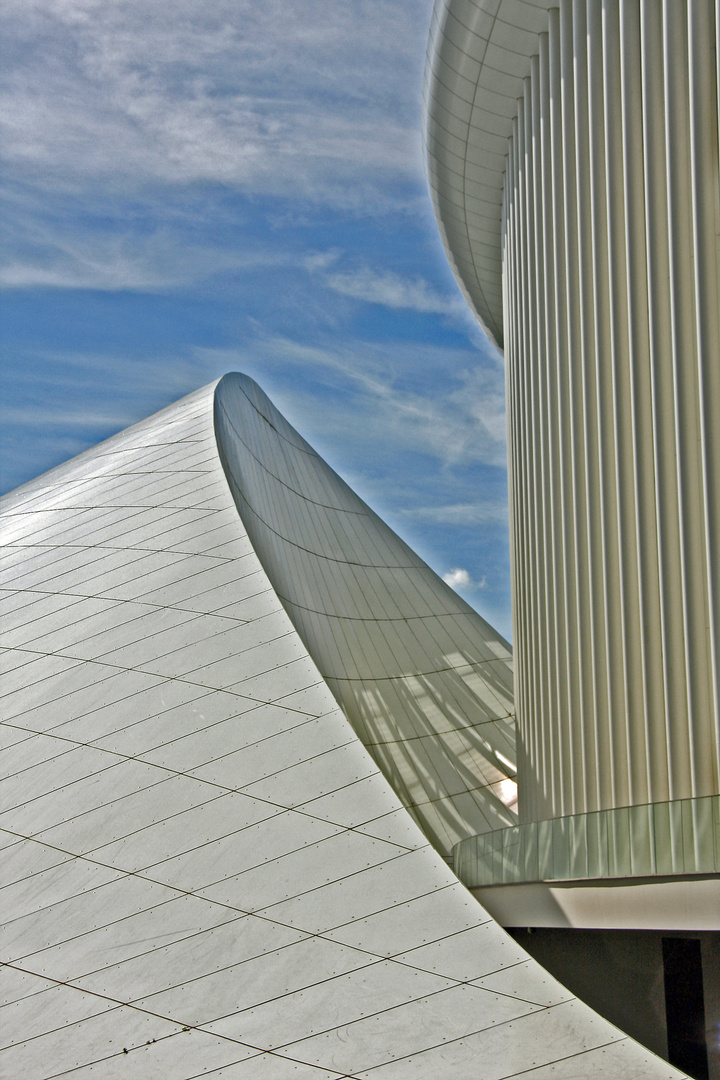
[508,926,718,1078]
[507,928,668,1059]
[662,937,709,1080]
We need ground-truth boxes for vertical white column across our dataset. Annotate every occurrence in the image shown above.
[530,49,557,816]
[601,0,638,805]
[559,0,593,814]
[547,13,575,814]
[661,0,708,797]
[588,0,622,808]
[512,97,535,798]
[688,0,720,795]
[640,0,680,803]
[574,0,607,814]
[619,0,664,803]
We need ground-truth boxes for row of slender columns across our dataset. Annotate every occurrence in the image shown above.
[503,0,720,822]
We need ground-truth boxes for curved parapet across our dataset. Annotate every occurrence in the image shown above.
[214,372,516,858]
[0,377,685,1077]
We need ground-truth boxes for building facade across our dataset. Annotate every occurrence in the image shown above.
[425,2,720,1076]
[426,0,720,824]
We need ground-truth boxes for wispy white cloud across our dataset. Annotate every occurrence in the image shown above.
[324,267,464,315]
[404,502,509,526]
[1,0,431,205]
[0,344,228,414]
[239,335,508,469]
[448,363,508,449]
[0,405,136,428]
[303,249,343,273]
[0,218,292,291]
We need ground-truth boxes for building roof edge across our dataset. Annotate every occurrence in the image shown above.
[423,0,554,348]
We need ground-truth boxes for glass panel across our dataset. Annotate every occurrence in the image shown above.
[607,806,630,876]
[522,822,539,882]
[502,825,522,883]
[713,797,720,871]
[567,814,588,879]
[668,800,684,873]
[585,810,605,878]
[552,815,570,879]
[629,804,653,875]
[686,796,714,873]
[537,819,553,880]
[452,795,720,887]
[653,801,673,875]
[489,828,504,883]
[476,834,491,886]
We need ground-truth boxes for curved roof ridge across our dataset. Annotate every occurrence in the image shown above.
[214,372,517,857]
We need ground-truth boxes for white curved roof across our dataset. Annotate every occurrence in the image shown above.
[423,0,553,347]
[0,377,681,1077]
[215,373,516,857]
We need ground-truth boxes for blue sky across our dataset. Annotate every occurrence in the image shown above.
[0,0,512,639]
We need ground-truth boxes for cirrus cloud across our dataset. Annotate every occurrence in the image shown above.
[324,267,465,315]
[0,0,431,204]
